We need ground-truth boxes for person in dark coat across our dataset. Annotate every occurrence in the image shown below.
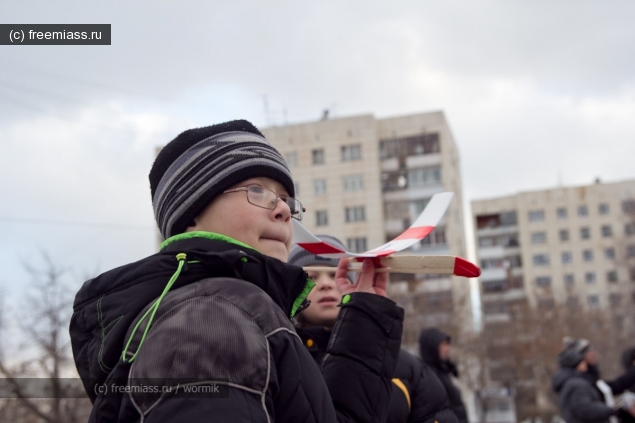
[564,338,635,398]
[552,345,635,423]
[419,328,468,423]
[289,237,459,423]
[69,120,404,423]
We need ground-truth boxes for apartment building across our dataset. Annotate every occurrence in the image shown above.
[262,111,470,350]
[472,179,635,419]
[473,179,635,320]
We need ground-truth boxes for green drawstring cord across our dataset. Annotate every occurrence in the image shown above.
[121,253,188,363]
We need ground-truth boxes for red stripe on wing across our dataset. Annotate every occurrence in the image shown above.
[297,242,346,255]
[393,226,434,241]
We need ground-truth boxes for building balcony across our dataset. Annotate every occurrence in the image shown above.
[478,245,521,259]
[484,313,512,324]
[482,288,527,303]
[480,268,507,281]
[476,225,519,237]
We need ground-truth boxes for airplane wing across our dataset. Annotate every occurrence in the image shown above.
[292,191,454,258]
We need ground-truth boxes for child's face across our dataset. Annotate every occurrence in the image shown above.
[300,268,342,328]
[188,177,294,262]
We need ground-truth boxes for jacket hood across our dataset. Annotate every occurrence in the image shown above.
[551,367,585,393]
[622,347,635,371]
[419,328,457,376]
[70,232,312,400]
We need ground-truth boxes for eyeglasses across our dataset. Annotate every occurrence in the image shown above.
[222,185,306,221]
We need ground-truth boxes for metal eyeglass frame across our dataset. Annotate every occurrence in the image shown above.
[222,185,306,221]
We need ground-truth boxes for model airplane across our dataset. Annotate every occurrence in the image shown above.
[292,192,481,278]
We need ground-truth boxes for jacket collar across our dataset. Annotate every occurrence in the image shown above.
[161,231,314,318]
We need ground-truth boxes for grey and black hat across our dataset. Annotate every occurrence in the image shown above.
[562,336,591,354]
[558,347,585,369]
[149,120,294,239]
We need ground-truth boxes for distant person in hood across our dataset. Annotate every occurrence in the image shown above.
[552,342,635,423]
[419,328,468,423]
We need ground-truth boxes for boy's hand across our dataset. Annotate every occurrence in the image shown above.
[335,258,388,298]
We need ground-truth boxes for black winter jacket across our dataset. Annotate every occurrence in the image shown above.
[552,368,619,423]
[70,234,404,423]
[296,325,459,423]
[585,364,635,396]
[419,329,468,423]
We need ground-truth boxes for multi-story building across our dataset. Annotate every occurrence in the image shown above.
[472,179,635,419]
[473,179,635,319]
[262,111,471,350]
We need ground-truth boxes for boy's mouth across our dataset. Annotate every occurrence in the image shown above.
[318,296,338,305]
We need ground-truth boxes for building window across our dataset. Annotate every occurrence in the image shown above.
[588,295,600,308]
[605,247,615,260]
[564,274,575,287]
[341,144,362,161]
[578,205,588,217]
[531,232,547,244]
[536,276,552,288]
[627,245,635,258]
[345,206,366,223]
[622,199,635,214]
[601,225,612,237]
[599,203,609,215]
[313,179,326,196]
[583,250,594,262]
[609,294,621,307]
[315,210,328,227]
[559,229,570,242]
[557,208,567,220]
[420,227,447,248]
[585,272,596,284]
[285,152,297,168]
[561,251,572,264]
[626,223,635,236]
[408,166,442,188]
[312,148,325,165]
[347,237,367,253]
[528,210,545,222]
[483,280,505,293]
[580,227,590,239]
[343,175,364,192]
[607,270,618,283]
[533,254,550,266]
[381,171,408,191]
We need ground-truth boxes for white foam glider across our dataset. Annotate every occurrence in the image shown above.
[292,192,480,278]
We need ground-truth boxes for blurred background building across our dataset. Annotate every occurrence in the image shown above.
[473,178,635,325]
[472,178,635,420]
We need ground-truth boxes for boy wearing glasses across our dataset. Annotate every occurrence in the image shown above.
[70,120,404,423]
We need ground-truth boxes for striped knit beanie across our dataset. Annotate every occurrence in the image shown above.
[150,120,294,239]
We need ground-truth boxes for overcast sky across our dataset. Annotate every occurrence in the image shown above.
[1,1,635,303]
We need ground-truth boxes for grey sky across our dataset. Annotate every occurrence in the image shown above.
[1,1,635,299]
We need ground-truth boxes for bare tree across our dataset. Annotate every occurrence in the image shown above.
[0,252,91,423]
